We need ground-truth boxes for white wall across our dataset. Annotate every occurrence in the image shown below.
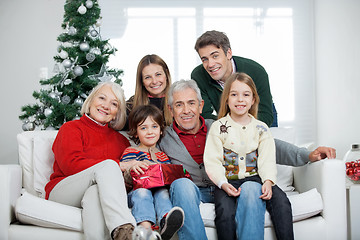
[314,0,360,159]
[0,0,359,164]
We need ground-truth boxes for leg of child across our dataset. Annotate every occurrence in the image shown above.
[266,185,294,240]
[153,188,184,240]
[235,180,266,240]
[130,188,156,228]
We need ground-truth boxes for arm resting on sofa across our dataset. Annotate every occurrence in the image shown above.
[0,165,22,239]
[293,159,346,239]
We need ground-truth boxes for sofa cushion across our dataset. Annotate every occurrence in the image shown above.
[200,188,323,228]
[15,190,83,232]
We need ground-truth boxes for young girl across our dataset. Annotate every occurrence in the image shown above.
[120,104,184,240]
[203,72,280,240]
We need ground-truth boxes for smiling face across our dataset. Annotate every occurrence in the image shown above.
[169,88,204,134]
[88,85,119,124]
[198,44,233,82]
[136,116,161,149]
[142,63,167,98]
[227,80,255,123]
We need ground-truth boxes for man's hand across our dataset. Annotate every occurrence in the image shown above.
[221,182,241,197]
[309,146,336,162]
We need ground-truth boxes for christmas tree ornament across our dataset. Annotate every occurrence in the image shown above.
[90,47,101,55]
[86,53,96,62]
[62,59,72,68]
[89,29,98,38]
[22,121,35,131]
[81,93,88,99]
[62,41,73,48]
[61,95,71,104]
[85,0,93,9]
[49,92,57,99]
[74,66,84,76]
[44,108,53,117]
[64,79,73,85]
[80,42,90,52]
[89,64,114,82]
[68,26,77,36]
[74,97,84,106]
[95,18,102,27]
[104,43,113,52]
[59,50,69,59]
[78,4,87,15]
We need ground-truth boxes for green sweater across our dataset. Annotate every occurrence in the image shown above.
[191,56,274,127]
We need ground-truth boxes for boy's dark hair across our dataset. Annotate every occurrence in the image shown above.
[194,30,232,55]
[128,105,165,145]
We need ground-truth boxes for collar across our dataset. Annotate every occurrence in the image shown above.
[172,116,206,135]
[216,58,236,89]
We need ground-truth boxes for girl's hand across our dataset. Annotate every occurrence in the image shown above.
[221,182,241,197]
[260,180,273,200]
[130,161,149,175]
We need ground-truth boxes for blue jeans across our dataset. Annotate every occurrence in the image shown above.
[215,176,266,240]
[169,178,214,240]
[129,187,172,225]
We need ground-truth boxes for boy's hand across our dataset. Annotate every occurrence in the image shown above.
[260,180,273,200]
[221,182,241,197]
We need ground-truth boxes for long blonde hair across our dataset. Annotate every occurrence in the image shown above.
[133,54,172,125]
[218,72,259,119]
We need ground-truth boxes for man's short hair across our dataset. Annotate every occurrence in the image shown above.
[194,30,231,54]
[168,79,203,108]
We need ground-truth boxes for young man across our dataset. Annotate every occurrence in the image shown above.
[158,79,336,240]
[191,30,276,127]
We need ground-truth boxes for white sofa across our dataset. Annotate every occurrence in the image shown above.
[0,129,347,240]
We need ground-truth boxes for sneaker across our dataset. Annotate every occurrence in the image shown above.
[112,223,134,240]
[160,206,184,240]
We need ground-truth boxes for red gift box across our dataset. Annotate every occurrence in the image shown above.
[131,164,191,190]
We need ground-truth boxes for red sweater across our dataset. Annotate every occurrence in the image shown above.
[45,115,130,199]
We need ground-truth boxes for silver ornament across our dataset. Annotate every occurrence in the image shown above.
[64,79,73,85]
[90,29,98,38]
[74,66,84,76]
[44,108,53,117]
[61,95,71,104]
[68,26,77,35]
[78,4,87,14]
[59,50,69,59]
[95,18,102,27]
[22,122,35,131]
[62,42,73,48]
[86,53,96,62]
[85,0,93,8]
[49,92,57,99]
[90,47,101,55]
[74,97,84,106]
[62,59,72,68]
[80,93,88,99]
[80,42,90,52]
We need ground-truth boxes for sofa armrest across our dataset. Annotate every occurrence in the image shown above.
[293,159,346,239]
[0,165,22,239]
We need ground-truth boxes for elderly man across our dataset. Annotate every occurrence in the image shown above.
[158,79,336,240]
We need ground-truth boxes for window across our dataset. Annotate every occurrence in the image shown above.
[100,0,316,145]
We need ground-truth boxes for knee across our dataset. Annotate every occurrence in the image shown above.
[170,178,199,202]
[239,181,262,203]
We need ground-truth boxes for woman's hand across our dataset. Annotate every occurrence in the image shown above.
[221,182,241,197]
[130,161,149,175]
[260,180,273,200]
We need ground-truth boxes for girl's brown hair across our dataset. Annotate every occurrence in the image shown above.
[128,104,165,145]
[132,54,172,126]
[218,72,260,119]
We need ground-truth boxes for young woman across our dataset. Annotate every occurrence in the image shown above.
[45,82,136,240]
[125,54,172,128]
[121,104,184,240]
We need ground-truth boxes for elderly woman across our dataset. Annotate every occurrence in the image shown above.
[45,82,136,240]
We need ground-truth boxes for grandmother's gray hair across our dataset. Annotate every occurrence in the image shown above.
[167,79,203,109]
[81,82,126,130]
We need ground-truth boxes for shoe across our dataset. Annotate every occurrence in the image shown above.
[160,206,184,240]
[112,223,134,240]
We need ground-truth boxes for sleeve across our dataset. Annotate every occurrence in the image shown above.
[191,68,217,120]
[255,70,274,127]
[274,138,310,166]
[203,122,228,188]
[120,147,137,162]
[256,126,277,184]
[52,123,119,176]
